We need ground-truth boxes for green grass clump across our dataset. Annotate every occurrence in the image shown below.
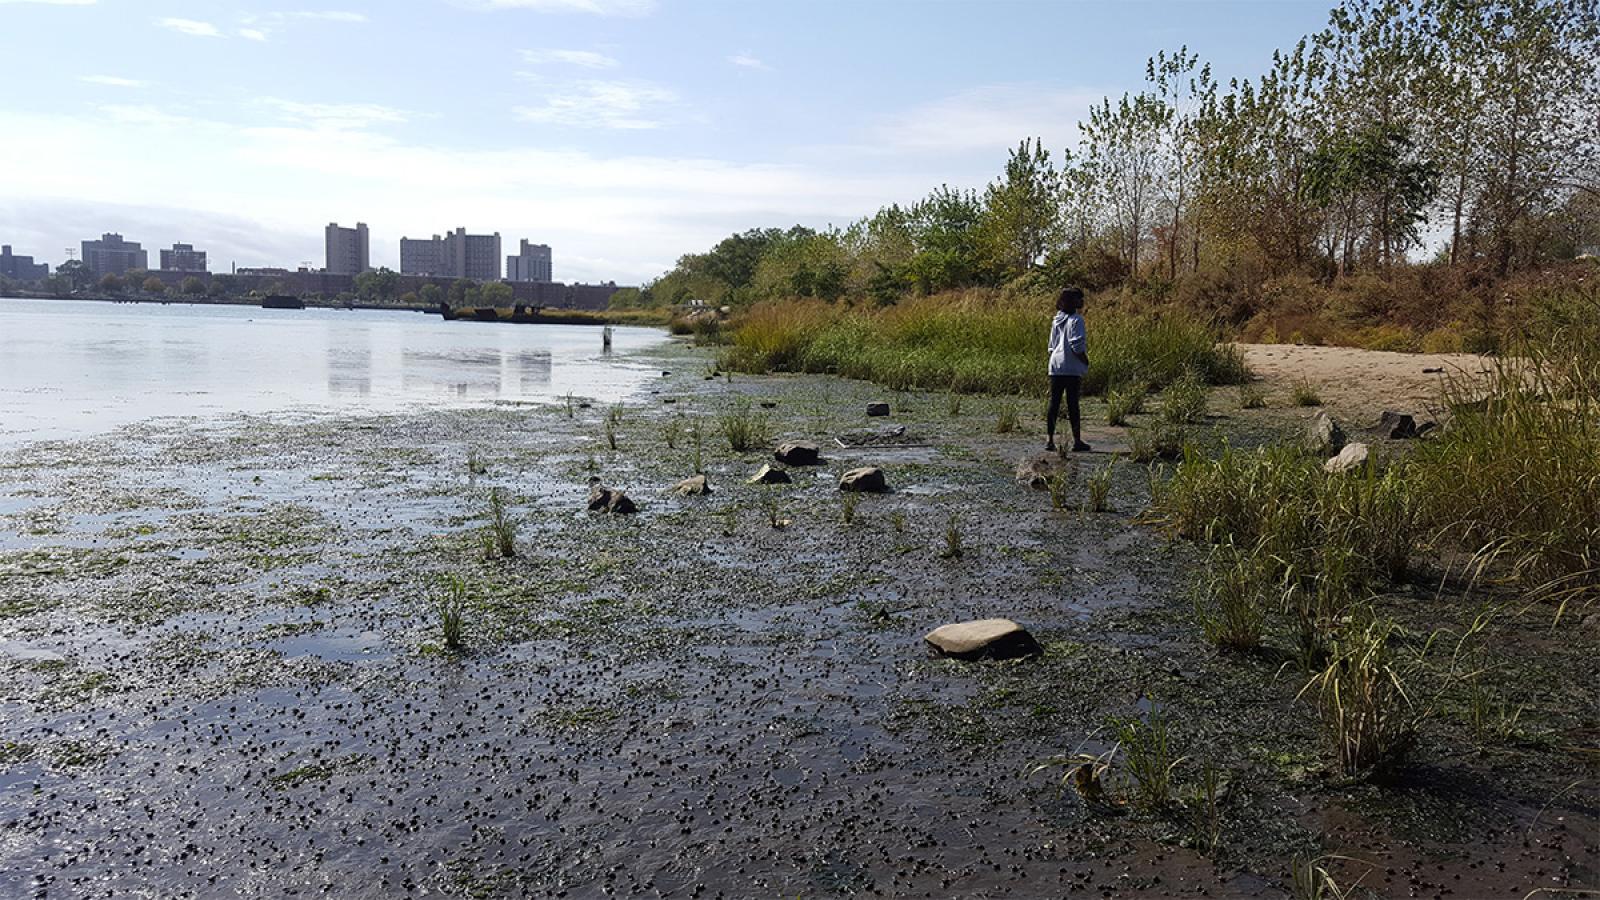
[432,573,470,652]
[1085,460,1115,513]
[1191,540,1274,652]
[1159,369,1209,424]
[1297,616,1418,777]
[1129,421,1187,463]
[1236,383,1267,409]
[995,401,1020,434]
[723,291,1247,396]
[1115,705,1186,811]
[486,488,516,559]
[1105,382,1147,426]
[940,513,964,559]
[1291,379,1323,407]
[719,402,772,452]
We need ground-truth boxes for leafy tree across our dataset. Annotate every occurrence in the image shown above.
[206,280,227,298]
[479,281,513,306]
[607,287,643,309]
[978,138,1064,278]
[448,279,477,306]
[54,259,93,291]
[354,267,401,304]
[419,283,444,307]
[180,276,206,296]
[98,273,124,292]
[142,276,166,294]
[1082,92,1172,278]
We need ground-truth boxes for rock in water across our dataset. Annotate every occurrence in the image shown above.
[838,466,889,493]
[669,474,711,496]
[1323,442,1370,474]
[924,619,1042,661]
[866,402,891,417]
[586,481,637,514]
[774,440,822,466]
[748,464,792,485]
[1372,410,1417,439]
[1305,411,1346,456]
[1015,452,1072,490]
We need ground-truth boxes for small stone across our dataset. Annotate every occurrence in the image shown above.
[759,401,777,409]
[669,474,710,496]
[1372,410,1417,439]
[662,397,677,404]
[1305,410,1345,456]
[866,402,891,417]
[774,441,822,466]
[1015,452,1071,490]
[1323,442,1370,474]
[1423,366,1444,374]
[748,464,791,485]
[839,466,889,493]
[586,481,637,514]
[924,619,1041,661]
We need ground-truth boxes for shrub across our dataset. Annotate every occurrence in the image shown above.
[432,574,470,652]
[1236,384,1267,409]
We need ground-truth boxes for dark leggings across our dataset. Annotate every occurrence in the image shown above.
[1047,375,1082,443]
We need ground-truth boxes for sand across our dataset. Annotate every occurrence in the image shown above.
[1236,342,1496,420]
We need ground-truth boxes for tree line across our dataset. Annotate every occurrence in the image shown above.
[622,0,1598,312]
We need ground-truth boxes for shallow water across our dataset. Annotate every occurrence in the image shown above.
[0,297,666,445]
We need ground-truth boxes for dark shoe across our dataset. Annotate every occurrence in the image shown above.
[1072,441,1092,453]
[1045,441,1056,452]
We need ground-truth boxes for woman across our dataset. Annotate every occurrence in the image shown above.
[1046,287,1091,453]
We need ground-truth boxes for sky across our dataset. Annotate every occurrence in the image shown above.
[0,0,1336,285]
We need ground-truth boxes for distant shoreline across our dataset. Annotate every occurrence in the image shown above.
[0,292,673,327]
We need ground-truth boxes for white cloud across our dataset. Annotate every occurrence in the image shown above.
[519,48,620,69]
[514,79,677,130]
[872,84,1099,155]
[0,0,97,5]
[238,28,269,41]
[259,98,412,129]
[287,11,367,22]
[157,17,223,37]
[728,53,769,71]
[80,75,146,88]
[472,0,654,15]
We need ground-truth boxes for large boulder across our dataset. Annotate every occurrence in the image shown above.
[1305,411,1346,456]
[586,480,637,514]
[1323,442,1370,474]
[1015,452,1072,490]
[866,402,891,417]
[748,464,792,485]
[669,474,711,496]
[1371,411,1418,439]
[838,466,889,493]
[924,619,1042,661]
[774,441,822,466]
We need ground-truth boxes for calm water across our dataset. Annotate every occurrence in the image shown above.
[0,298,667,445]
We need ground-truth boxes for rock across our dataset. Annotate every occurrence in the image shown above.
[760,401,777,409]
[1015,452,1072,490]
[1415,420,1438,439]
[1372,410,1417,439]
[774,440,822,466]
[1323,442,1370,474]
[669,474,711,496]
[838,466,889,493]
[1581,612,1600,632]
[1422,366,1444,374]
[924,618,1042,661]
[662,397,677,404]
[1305,411,1346,456]
[837,425,907,446]
[866,402,891,417]
[747,464,791,485]
[586,480,637,514]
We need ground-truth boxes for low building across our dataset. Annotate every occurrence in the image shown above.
[507,240,553,283]
[0,245,48,282]
[81,232,148,276]
[159,243,207,272]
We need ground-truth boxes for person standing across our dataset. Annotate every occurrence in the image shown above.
[1046,287,1090,453]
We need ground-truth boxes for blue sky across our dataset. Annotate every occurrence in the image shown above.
[0,0,1333,284]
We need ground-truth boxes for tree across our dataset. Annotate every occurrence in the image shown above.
[98,273,124,292]
[206,280,227,298]
[419,283,444,307]
[448,279,477,306]
[180,276,206,296]
[478,282,513,306]
[978,138,1064,278]
[607,287,643,309]
[354,267,401,304]
[1305,122,1439,273]
[1082,92,1172,279]
[142,276,166,295]
[53,259,93,292]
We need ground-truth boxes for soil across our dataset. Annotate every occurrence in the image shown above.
[1,339,1595,899]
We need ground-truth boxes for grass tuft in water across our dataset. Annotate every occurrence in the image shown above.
[432,573,470,652]
[720,402,772,452]
[1085,459,1115,513]
[486,488,516,559]
[1115,704,1185,812]
[940,513,964,559]
[995,401,1020,434]
[1105,382,1147,426]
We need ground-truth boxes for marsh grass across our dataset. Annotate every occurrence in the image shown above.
[1105,382,1147,426]
[1129,421,1187,463]
[1290,854,1374,900]
[891,511,907,533]
[1047,470,1073,511]
[661,416,683,449]
[840,487,860,525]
[1085,460,1115,513]
[1298,616,1418,777]
[1291,379,1323,407]
[1159,369,1209,424]
[1192,540,1274,652]
[604,419,618,451]
[1189,760,1224,855]
[1236,383,1268,409]
[761,492,789,529]
[466,448,487,476]
[1116,705,1186,811]
[432,573,469,652]
[689,418,705,473]
[720,402,772,452]
[486,488,516,559]
[723,292,1247,396]
[720,504,738,536]
[995,401,1020,434]
[940,513,964,559]
[946,392,963,417]
[564,392,575,418]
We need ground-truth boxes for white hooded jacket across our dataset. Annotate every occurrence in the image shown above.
[1047,311,1087,377]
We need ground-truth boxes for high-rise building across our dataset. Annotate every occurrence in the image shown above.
[159,243,208,272]
[324,222,371,275]
[0,245,49,282]
[506,240,553,283]
[400,228,501,280]
[81,233,148,276]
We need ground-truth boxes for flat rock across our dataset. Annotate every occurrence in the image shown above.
[586,481,637,514]
[866,402,891,417]
[924,618,1042,661]
[748,464,791,485]
[1015,452,1072,489]
[774,440,822,466]
[1371,410,1417,439]
[838,466,889,493]
[1305,411,1345,456]
[668,474,711,496]
[1323,442,1370,474]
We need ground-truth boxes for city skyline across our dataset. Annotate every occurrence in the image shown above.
[0,0,1337,284]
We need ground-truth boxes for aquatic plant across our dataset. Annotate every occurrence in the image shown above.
[486,488,516,559]
[994,401,1020,434]
[1191,540,1273,652]
[689,417,705,473]
[1047,470,1072,511]
[890,511,906,533]
[604,418,618,451]
[1290,854,1374,900]
[762,492,787,529]
[661,415,683,450]
[1297,615,1417,777]
[719,503,737,536]
[466,448,487,476]
[940,513,963,559]
[1105,382,1147,426]
[432,573,470,652]
[1085,460,1115,513]
[564,392,576,418]
[1115,704,1186,812]
[840,487,860,525]
[1291,379,1322,407]
[946,391,963,417]
[1129,421,1186,463]
[1159,369,1208,424]
[719,402,772,452]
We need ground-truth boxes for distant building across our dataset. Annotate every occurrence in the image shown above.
[81,232,148,276]
[0,245,49,282]
[506,240,553,282]
[325,222,370,275]
[401,227,501,281]
[159,243,207,272]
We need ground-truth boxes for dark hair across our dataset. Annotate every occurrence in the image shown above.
[1056,287,1085,313]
